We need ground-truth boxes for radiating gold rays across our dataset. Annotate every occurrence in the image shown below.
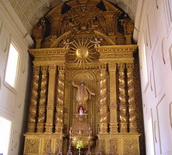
[69,38,97,67]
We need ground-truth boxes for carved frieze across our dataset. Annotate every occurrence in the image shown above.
[123,139,139,155]
[24,139,40,154]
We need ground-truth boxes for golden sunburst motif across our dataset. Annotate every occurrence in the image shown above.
[76,46,89,58]
[66,38,99,67]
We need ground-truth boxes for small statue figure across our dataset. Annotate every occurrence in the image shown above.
[63,39,73,49]
[78,106,84,116]
[32,18,46,40]
[90,38,102,48]
[72,81,95,112]
[119,15,134,35]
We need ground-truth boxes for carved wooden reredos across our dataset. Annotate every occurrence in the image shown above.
[24,0,144,154]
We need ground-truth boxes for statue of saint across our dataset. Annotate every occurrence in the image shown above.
[78,106,84,116]
[72,81,95,112]
[32,18,46,40]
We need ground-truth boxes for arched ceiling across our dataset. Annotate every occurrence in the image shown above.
[8,0,138,34]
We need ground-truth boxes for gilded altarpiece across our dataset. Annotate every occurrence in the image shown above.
[24,0,144,154]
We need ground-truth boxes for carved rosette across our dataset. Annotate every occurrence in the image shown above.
[55,66,65,133]
[37,66,48,132]
[126,63,137,132]
[99,64,108,134]
[118,63,127,133]
[28,66,40,133]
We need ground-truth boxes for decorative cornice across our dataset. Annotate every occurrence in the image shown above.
[96,45,137,53]
[33,61,65,66]
[29,48,67,66]
[96,45,137,63]
[65,62,100,70]
[29,48,68,57]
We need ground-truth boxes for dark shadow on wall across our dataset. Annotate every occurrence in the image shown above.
[134,50,146,155]
[18,53,33,155]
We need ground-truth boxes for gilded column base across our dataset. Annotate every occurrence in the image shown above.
[99,123,108,134]
[110,122,118,133]
[98,133,140,155]
[35,39,42,48]
[27,123,36,133]
[55,123,63,133]
[45,123,53,133]
[23,133,63,155]
[37,123,44,133]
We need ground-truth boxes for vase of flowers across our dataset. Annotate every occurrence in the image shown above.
[76,140,84,155]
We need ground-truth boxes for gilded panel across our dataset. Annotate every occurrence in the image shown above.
[24,139,40,154]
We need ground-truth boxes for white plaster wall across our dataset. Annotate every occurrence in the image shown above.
[135,0,172,154]
[0,1,33,155]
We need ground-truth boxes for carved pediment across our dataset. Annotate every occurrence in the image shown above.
[31,0,134,49]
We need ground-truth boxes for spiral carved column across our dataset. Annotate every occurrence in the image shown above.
[28,66,40,133]
[126,63,137,133]
[99,64,108,134]
[45,65,57,133]
[118,63,127,133]
[55,66,65,133]
[37,66,48,133]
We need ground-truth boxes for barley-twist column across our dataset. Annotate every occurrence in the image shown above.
[28,66,40,133]
[45,65,57,133]
[126,63,137,133]
[55,65,65,133]
[99,64,108,134]
[118,63,127,133]
[109,63,118,133]
[37,66,48,132]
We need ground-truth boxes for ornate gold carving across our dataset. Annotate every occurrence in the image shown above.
[76,46,89,58]
[99,64,108,134]
[123,139,139,155]
[66,62,100,70]
[29,48,67,66]
[55,66,65,133]
[98,45,137,63]
[108,63,118,133]
[120,17,134,35]
[96,45,137,53]
[110,139,118,154]
[32,18,46,48]
[99,139,105,153]
[24,0,143,154]
[32,18,46,40]
[37,66,48,132]
[118,63,127,133]
[43,139,51,154]
[29,48,67,56]
[66,38,99,66]
[28,66,40,133]
[126,63,137,133]
[24,139,39,153]
[35,56,66,61]
[45,65,57,133]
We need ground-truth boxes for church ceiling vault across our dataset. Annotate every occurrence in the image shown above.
[8,0,138,34]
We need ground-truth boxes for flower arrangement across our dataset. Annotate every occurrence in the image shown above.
[76,140,84,149]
